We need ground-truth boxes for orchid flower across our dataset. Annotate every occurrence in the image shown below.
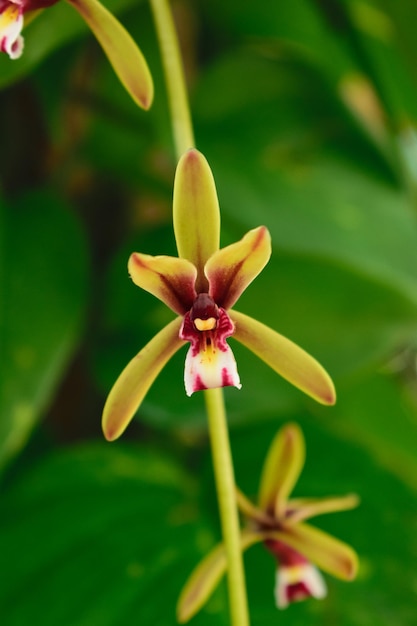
[177,423,359,622]
[0,0,153,109]
[102,149,336,441]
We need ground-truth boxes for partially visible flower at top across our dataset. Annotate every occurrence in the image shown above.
[177,423,359,622]
[102,149,336,441]
[1,0,25,59]
[0,0,153,109]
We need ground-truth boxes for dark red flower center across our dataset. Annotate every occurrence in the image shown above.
[264,539,308,567]
[189,293,219,331]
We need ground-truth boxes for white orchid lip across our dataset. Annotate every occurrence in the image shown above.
[180,300,241,396]
[275,563,327,609]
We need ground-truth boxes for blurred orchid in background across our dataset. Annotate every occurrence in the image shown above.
[102,150,336,441]
[0,0,28,59]
[0,0,153,108]
[177,423,359,621]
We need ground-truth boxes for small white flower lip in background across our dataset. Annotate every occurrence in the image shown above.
[177,423,359,623]
[275,563,327,609]
[0,0,24,59]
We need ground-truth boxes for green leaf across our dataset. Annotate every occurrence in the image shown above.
[321,371,417,491]
[173,149,220,289]
[346,0,417,122]
[194,53,417,305]
[0,191,88,469]
[217,159,417,305]
[0,443,227,626]
[198,0,356,82]
[2,412,417,626]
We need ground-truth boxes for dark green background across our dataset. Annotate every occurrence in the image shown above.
[1,0,417,624]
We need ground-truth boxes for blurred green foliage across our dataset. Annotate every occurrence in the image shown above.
[1,0,417,624]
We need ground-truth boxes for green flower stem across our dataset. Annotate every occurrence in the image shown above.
[204,387,250,626]
[149,0,195,159]
[149,2,250,623]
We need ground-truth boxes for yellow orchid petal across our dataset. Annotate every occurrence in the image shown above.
[67,0,154,109]
[177,530,263,623]
[128,253,197,315]
[287,494,360,524]
[205,226,271,310]
[173,150,220,292]
[102,318,184,441]
[230,310,336,406]
[258,423,305,518]
[263,522,358,581]
[236,487,274,526]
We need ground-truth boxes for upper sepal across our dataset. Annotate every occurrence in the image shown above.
[173,150,220,291]
[258,423,305,518]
